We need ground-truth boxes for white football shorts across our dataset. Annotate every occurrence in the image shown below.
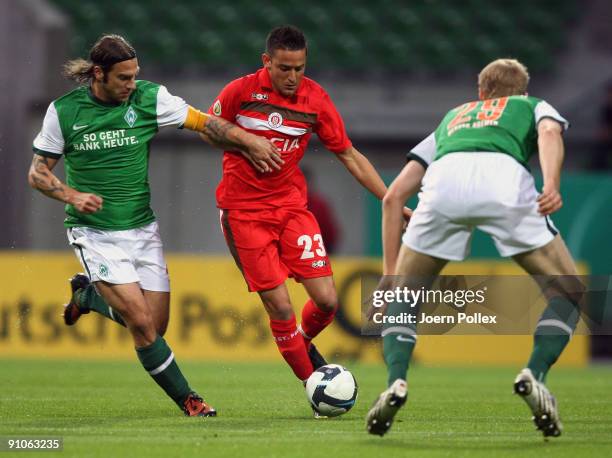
[403,152,558,261]
[67,220,170,291]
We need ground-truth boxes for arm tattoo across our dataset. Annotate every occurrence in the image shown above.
[202,117,244,151]
[33,155,48,171]
[30,155,67,199]
[33,175,64,194]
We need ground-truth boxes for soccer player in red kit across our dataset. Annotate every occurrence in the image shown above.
[200,25,397,389]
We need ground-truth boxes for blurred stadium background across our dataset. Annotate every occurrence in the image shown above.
[0,0,611,367]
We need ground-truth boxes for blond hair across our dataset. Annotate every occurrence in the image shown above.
[478,58,530,99]
[62,58,94,84]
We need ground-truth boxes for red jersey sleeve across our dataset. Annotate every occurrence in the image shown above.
[314,92,352,154]
[207,78,243,122]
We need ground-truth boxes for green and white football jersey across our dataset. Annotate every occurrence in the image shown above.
[33,81,189,230]
[407,96,569,169]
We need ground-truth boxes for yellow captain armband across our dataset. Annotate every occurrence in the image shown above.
[183,106,210,132]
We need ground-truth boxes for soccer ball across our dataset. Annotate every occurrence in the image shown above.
[305,364,358,417]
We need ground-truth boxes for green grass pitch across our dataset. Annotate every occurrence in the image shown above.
[1,359,611,457]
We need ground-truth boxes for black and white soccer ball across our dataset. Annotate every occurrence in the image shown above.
[305,364,358,417]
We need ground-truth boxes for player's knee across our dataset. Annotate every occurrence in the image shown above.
[265,302,294,321]
[311,289,338,313]
[130,315,154,333]
[123,304,155,333]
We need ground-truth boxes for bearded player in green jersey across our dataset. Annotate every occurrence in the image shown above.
[28,34,282,417]
[366,59,581,438]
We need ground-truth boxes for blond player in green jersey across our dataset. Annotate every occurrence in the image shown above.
[366,59,581,438]
[28,34,283,417]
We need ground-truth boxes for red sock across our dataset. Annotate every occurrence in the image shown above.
[269,315,314,381]
[299,299,337,346]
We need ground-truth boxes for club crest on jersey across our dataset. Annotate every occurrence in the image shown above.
[124,106,137,127]
[99,264,109,277]
[213,100,222,116]
[251,92,269,101]
[267,112,283,129]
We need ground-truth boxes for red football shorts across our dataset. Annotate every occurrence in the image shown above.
[220,207,333,292]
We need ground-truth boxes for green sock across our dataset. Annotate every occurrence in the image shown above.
[136,335,191,408]
[383,332,416,386]
[78,285,126,327]
[382,301,418,387]
[527,296,580,382]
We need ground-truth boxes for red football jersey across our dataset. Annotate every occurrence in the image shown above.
[208,68,352,209]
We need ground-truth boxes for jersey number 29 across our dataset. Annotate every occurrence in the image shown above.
[448,97,509,130]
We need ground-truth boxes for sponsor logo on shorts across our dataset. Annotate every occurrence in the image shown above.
[311,260,327,269]
[124,106,137,127]
[267,112,283,129]
[213,100,222,116]
[99,264,109,277]
[251,92,269,101]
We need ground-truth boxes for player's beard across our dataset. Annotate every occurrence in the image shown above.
[108,86,132,103]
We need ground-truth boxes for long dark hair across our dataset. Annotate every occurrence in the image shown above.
[63,34,136,84]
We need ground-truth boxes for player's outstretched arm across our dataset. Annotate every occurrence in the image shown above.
[337,146,412,220]
[336,146,387,199]
[185,108,283,173]
[382,161,426,275]
[537,118,565,216]
[27,154,103,214]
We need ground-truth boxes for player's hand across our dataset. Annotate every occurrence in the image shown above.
[239,151,270,174]
[537,183,562,215]
[70,192,103,214]
[244,135,284,173]
[402,207,413,229]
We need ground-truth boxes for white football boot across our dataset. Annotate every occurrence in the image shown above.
[514,368,563,438]
[366,379,408,436]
